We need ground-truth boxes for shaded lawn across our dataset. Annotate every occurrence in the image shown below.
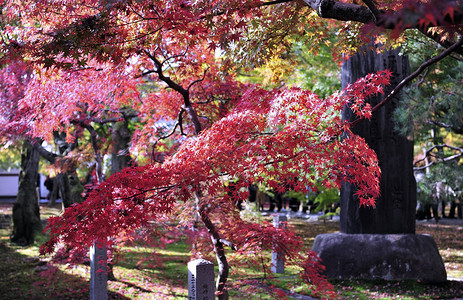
[0,204,462,299]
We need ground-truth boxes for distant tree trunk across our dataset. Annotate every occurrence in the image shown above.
[107,120,133,281]
[48,177,59,206]
[10,139,42,246]
[110,121,132,174]
[52,132,76,209]
[56,172,73,208]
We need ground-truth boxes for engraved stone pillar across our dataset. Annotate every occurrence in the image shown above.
[312,46,446,283]
[271,215,287,273]
[188,259,215,300]
[340,47,416,234]
[90,242,108,300]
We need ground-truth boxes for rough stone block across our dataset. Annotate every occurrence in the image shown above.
[312,233,446,283]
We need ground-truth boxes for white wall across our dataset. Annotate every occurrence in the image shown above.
[0,170,49,199]
[0,169,19,197]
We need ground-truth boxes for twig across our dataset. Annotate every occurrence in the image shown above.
[187,67,209,91]
[219,239,237,251]
[361,0,381,22]
[262,0,294,6]
[150,108,186,163]
[413,144,463,170]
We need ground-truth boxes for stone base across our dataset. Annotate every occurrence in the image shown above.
[312,233,446,283]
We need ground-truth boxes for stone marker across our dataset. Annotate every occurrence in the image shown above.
[272,215,287,274]
[188,259,215,300]
[90,243,108,300]
[340,46,416,234]
[312,45,446,283]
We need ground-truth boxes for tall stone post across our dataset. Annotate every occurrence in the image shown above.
[340,47,416,234]
[312,47,446,283]
[90,242,108,300]
[271,215,287,274]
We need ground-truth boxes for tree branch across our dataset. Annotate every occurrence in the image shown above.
[349,37,463,127]
[150,109,186,163]
[426,120,463,134]
[187,67,209,91]
[144,50,190,103]
[219,239,237,251]
[361,0,381,22]
[92,113,138,124]
[262,0,294,6]
[302,0,375,23]
[71,120,104,183]
[36,142,59,164]
[302,0,463,41]
[419,28,463,57]
[144,50,203,134]
[195,192,229,300]
[413,144,463,170]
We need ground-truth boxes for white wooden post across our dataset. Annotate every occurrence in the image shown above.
[272,215,287,274]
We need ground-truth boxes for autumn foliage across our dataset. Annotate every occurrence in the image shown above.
[36,69,390,298]
[38,74,391,250]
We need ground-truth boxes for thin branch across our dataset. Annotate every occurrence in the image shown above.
[144,49,190,104]
[361,0,381,22]
[157,110,186,141]
[349,37,463,127]
[160,45,189,66]
[414,153,463,170]
[109,184,177,203]
[93,113,138,124]
[219,239,237,251]
[262,0,294,6]
[419,28,463,57]
[426,120,463,134]
[138,69,157,78]
[150,109,185,163]
[187,67,209,91]
[195,95,216,105]
[144,50,202,134]
[415,68,429,88]
[413,144,463,170]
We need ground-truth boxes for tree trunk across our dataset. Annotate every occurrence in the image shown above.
[56,172,73,209]
[149,53,233,295]
[110,121,132,175]
[340,46,416,234]
[195,193,229,300]
[48,178,58,206]
[10,139,42,246]
[107,120,133,281]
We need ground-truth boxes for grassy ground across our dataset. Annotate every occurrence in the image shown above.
[0,204,462,299]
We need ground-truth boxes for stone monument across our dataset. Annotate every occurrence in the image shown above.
[188,259,215,300]
[312,47,446,283]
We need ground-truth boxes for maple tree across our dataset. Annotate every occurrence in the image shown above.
[2,0,463,298]
[0,60,44,245]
